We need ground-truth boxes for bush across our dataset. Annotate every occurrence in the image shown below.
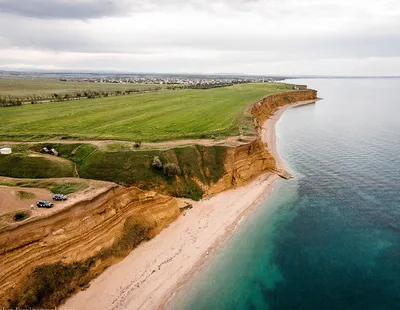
[13,211,30,221]
[163,163,181,177]
[151,156,163,170]
[180,203,193,211]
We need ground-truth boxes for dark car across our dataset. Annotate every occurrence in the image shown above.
[53,194,67,201]
[36,200,53,208]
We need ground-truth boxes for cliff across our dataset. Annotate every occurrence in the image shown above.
[207,90,318,194]
[0,186,180,307]
[251,90,318,129]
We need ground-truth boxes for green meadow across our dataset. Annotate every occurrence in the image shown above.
[0,83,293,142]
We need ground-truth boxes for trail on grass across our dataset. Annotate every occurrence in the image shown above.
[1,135,254,150]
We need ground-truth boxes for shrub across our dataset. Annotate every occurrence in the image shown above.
[13,211,30,222]
[180,203,193,211]
[151,156,163,170]
[163,163,181,177]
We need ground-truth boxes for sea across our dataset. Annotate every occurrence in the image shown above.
[169,78,400,310]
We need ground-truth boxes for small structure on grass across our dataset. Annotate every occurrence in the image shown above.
[40,147,59,156]
[293,85,308,90]
[50,148,59,156]
[41,147,50,153]
[0,148,12,155]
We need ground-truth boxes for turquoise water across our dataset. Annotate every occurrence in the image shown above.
[170,78,400,309]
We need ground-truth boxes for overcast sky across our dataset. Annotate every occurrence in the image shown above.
[0,0,399,75]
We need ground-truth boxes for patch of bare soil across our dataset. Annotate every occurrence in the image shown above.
[0,186,51,215]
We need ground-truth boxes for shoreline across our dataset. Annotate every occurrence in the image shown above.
[263,99,317,178]
[161,173,279,309]
[64,99,315,310]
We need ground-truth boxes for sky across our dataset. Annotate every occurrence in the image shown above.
[0,0,399,76]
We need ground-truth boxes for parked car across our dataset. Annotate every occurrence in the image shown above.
[53,194,67,201]
[36,200,53,208]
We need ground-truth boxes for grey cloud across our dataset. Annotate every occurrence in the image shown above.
[0,0,127,19]
[1,0,385,21]
[0,0,264,19]
[1,15,399,60]
[0,0,399,75]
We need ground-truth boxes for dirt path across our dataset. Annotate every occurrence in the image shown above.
[73,163,80,178]
[0,135,254,150]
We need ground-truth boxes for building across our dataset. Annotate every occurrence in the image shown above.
[293,85,308,90]
[0,148,12,155]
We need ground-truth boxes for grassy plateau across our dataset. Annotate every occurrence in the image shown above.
[0,83,293,142]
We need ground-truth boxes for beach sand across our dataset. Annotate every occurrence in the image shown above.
[64,99,315,310]
[263,99,317,177]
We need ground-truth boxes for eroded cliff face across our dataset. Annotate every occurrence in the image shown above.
[251,90,318,127]
[207,90,318,195]
[206,139,275,195]
[0,186,180,305]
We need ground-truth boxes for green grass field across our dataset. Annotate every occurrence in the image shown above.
[0,78,172,99]
[0,83,293,142]
[0,154,75,178]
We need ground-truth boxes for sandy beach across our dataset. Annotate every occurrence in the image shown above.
[64,99,315,310]
[263,99,317,178]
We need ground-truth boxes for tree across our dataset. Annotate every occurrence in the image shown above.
[163,163,181,177]
[151,156,163,170]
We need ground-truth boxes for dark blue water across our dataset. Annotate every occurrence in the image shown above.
[170,79,400,310]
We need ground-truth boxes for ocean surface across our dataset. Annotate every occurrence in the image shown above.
[170,78,400,310]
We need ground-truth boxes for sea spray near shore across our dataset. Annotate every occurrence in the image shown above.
[171,78,400,309]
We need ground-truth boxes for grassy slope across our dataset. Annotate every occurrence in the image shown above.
[0,154,74,178]
[77,145,227,200]
[0,78,171,98]
[0,83,293,142]
[0,142,226,200]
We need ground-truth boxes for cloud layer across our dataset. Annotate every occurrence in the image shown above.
[0,0,399,75]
